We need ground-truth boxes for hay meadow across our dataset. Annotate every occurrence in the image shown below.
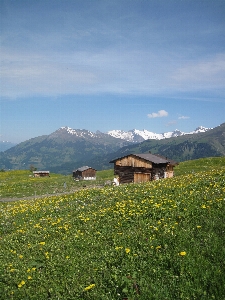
[0,158,225,299]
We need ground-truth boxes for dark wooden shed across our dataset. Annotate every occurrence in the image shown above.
[110,153,178,184]
[33,171,50,177]
[73,166,96,180]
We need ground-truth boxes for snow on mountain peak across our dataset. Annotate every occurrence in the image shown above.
[107,126,212,142]
[189,126,212,134]
[60,126,95,137]
[58,125,212,143]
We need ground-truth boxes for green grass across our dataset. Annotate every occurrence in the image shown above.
[1,157,225,199]
[0,169,114,199]
[0,158,225,299]
[174,156,225,176]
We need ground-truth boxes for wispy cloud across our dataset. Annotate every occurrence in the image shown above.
[166,120,177,127]
[178,116,190,120]
[1,1,225,100]
[170,54,225,91]
[147,110,168,118]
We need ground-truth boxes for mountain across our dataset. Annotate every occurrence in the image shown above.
[107,126,212,142]
[0,141,17,152]
[0,123,224,174]
[0,127,130,172]
[106,122,225,164]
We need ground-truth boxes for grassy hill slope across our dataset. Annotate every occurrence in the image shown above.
[0,158,225,299]
[0,169,114,199]
[1,157,224,199]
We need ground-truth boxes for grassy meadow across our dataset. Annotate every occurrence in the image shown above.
[0,169,114,199]
[0,157,225,299]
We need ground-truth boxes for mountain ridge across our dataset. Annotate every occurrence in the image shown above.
[107,126,212,142]
[0,123,224,174]
[0,125,212,148]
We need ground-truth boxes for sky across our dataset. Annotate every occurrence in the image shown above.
[0,0,225,143]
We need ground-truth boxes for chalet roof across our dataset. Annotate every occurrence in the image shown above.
[33,171,50,173]
[110,153,178,165]
[74,166,96,172]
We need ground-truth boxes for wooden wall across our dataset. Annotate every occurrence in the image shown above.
[82,169,96,178]
[115,156,152,168]
[134,173,151,183]
[73,169,96,179]
[114,165,152,184]
[112,156,175,184]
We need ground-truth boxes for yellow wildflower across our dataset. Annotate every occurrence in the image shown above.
[125,248,130,254]
[39,241,45,245]
[179,251,187,256]
[115,246,123,250]
[18,280,25,288]
[83,283,95,291]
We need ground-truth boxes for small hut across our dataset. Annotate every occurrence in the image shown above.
[73,166,96,180]
[110,153,178,184]
[33,171,50,177]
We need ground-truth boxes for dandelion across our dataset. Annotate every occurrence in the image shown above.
[125,248,130,254]
[39,241,45,245]
[197,225,201,228]
[18,280,25,288]
[19,254,23,259]
[115,246,123,250]
[179,251,187,256]
[27,276,32,280]
[83,283,95,291]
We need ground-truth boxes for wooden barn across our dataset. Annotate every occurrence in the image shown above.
[33,171,50,177]
[73,166,96,180]
[109,153,178,184]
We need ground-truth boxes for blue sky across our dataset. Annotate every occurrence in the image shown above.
[1,0,225,143]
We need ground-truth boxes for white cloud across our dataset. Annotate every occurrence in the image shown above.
[178,116,190,120]
[147,110,168,118]
[1,48,225,99]
[170,53,225,91]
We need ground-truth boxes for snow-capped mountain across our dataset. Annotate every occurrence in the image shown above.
[51,126,98,139]
[107,126,212,143]
[57,126,212,143]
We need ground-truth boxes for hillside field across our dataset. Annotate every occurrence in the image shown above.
[0,169,114,199]
[0,157,225,299]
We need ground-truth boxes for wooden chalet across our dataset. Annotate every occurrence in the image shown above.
[109,153,178,184]
[73,166,96,180]
[33,171,50,177]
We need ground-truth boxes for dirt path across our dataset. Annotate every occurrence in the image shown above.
[0,185,105,202]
